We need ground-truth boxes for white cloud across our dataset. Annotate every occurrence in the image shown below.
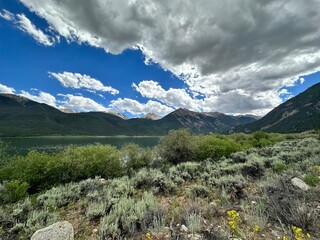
[0,83,15,94]
[16,14,54,46]
[299,77,305,84]
[278,89,291,96]
[0,83,16,94]
[133,80,277,115]
[133,80,200,111]
[20,90,57,107]
[49,71,119,95]
[0,9,14,21]
[58,94,108,112]
[0,10,54,46]
[17,0,320,114]
[110,98,174,116]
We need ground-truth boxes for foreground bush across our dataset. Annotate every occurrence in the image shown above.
[0,144,123,192]
[157,129,197,164]
[196,135,242,161]
[0,180,29,204]
[121,144,152,174]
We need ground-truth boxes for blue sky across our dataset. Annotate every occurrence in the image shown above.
[0,0,319,117]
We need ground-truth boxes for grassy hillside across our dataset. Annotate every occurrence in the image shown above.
[0,131,319,239]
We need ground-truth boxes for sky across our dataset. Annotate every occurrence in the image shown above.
[0,0,319,118]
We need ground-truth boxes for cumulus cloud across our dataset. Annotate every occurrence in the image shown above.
[20,90,57,107]
[18,90,110,112]
[58,94,108,112]
[133,80,200,111]
[110,98,174,116]
[133,80,277,115]
[0,83,16,94]
[18,0,320,114]
[0,10,54,46]
[49,71,119,95]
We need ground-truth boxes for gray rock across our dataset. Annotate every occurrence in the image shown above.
[181,224,188,232]
[31,221,74,240]
[291,177,310,191]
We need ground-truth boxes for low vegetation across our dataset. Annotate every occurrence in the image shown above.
[0,130,319,239]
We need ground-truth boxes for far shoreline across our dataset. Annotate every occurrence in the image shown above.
[0,135,161,139]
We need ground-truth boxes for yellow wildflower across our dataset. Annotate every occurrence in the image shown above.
[146,232,152,240]
[227,210,241,237]
[253,225,260,232]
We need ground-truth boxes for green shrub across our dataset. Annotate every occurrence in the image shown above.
[98,192,159,238]
[196,135,242,161]
[240,155,265,179]
[0,180,29,203]
[24,209,59,237]
[86,201,108,220]
[158,129,197,164]
[185,212,202,233]
[251,131,285,148]
[59,144,123,180]
[272,160,287,173]
[37,182,81,208]
[176,162,201,181]
[11,198,33,223]
[212,174,247,201]
[108,176,134,199]
[304,174,320,186]
[121,144,152,174]
[0,144,123,193]
[133,168,177,195]
[187,184,212,199]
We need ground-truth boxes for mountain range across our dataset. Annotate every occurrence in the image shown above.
[0,94,256,136]
[0,82,319,136]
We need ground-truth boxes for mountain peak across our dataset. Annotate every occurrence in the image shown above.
[140,113,160,120]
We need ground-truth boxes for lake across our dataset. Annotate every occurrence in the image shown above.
[1,136,160,155]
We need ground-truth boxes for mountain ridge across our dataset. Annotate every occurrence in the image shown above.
[235,82,320,133]
[0,94,256,136]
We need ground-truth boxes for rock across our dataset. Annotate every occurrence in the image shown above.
[291,177,310,191]
[181,224,188,232]
[31,221,74,240]
[209,201,218,208]
[98,178,107,184]
[187,233,202,239]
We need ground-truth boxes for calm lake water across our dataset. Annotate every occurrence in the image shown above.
[1,136,160,155]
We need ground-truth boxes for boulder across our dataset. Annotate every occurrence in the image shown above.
[291,177,309,191]
[31,221,74,240]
